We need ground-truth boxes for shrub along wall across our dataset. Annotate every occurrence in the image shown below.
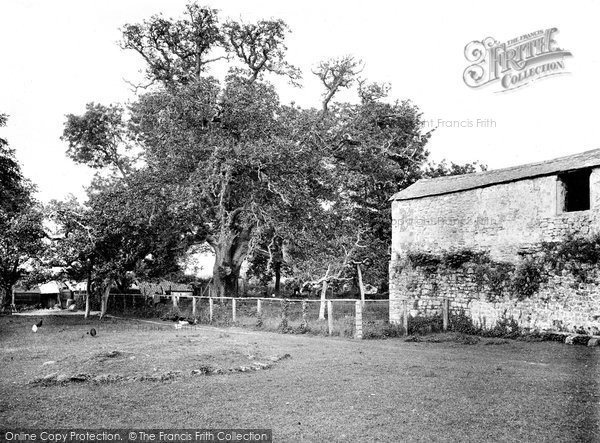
[389,238,600,335]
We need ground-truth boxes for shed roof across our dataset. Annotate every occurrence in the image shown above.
[138,280,193,295]
[39,281,65,294]
[390,148,600,201]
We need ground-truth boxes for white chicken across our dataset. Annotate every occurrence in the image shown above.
[174,320,187,330]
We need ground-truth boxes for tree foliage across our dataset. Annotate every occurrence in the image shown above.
[125,73,326,296]
[121,4,224,84]
[63,103,134,176]
[1,114,30,213]
[46,171,186,315]
[313,55,363,111]
[59,3,483,301]
[0,115,46,307]
[224,19,301,85]
[424,159,487,178]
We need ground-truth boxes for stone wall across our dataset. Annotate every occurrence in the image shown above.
[540,211,598,243]
[391,168,600,262]
[389,260,600,334]
[389,168,600,334]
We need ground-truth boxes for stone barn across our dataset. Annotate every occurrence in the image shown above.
[389,149,600,334]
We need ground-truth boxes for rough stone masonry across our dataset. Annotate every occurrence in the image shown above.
[389,149,600,334]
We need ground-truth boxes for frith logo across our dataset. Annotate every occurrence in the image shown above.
[463,28,572,92]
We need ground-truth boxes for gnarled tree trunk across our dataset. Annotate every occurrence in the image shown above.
[0,284,15,310]
[99,278,112,319]
[210,227,251,299]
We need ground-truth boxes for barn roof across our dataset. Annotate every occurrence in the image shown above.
[390,148,600,201]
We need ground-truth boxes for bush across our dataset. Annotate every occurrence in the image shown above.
[408,314,443,335]
[406,252,442,275]
[473,262,515,301]
[511,260,544,300]
[363,322,405,339]
[484,317,521,338]
[449,312,480,335]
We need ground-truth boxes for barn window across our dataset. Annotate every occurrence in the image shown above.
[558,169,591,213]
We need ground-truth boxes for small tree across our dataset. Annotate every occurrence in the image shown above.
[45,197,97,317]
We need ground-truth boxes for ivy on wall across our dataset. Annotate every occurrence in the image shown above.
[399,234,600,302]
[539,234,600,284]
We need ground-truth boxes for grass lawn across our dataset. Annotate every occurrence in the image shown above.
[1,314,599,442]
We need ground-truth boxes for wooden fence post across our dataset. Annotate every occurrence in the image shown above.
[280,299,289,330]
[301,300,308,330]
[442,298,449,331]
[209,297,214,323]
[355,301,363,339]
[403,299,409,336]
[192,297,196,317]
[257,299,262,315]
[327,300,334,336]
[232,298,237,322]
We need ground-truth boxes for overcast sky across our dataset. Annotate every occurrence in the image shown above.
[1,0,599,202]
